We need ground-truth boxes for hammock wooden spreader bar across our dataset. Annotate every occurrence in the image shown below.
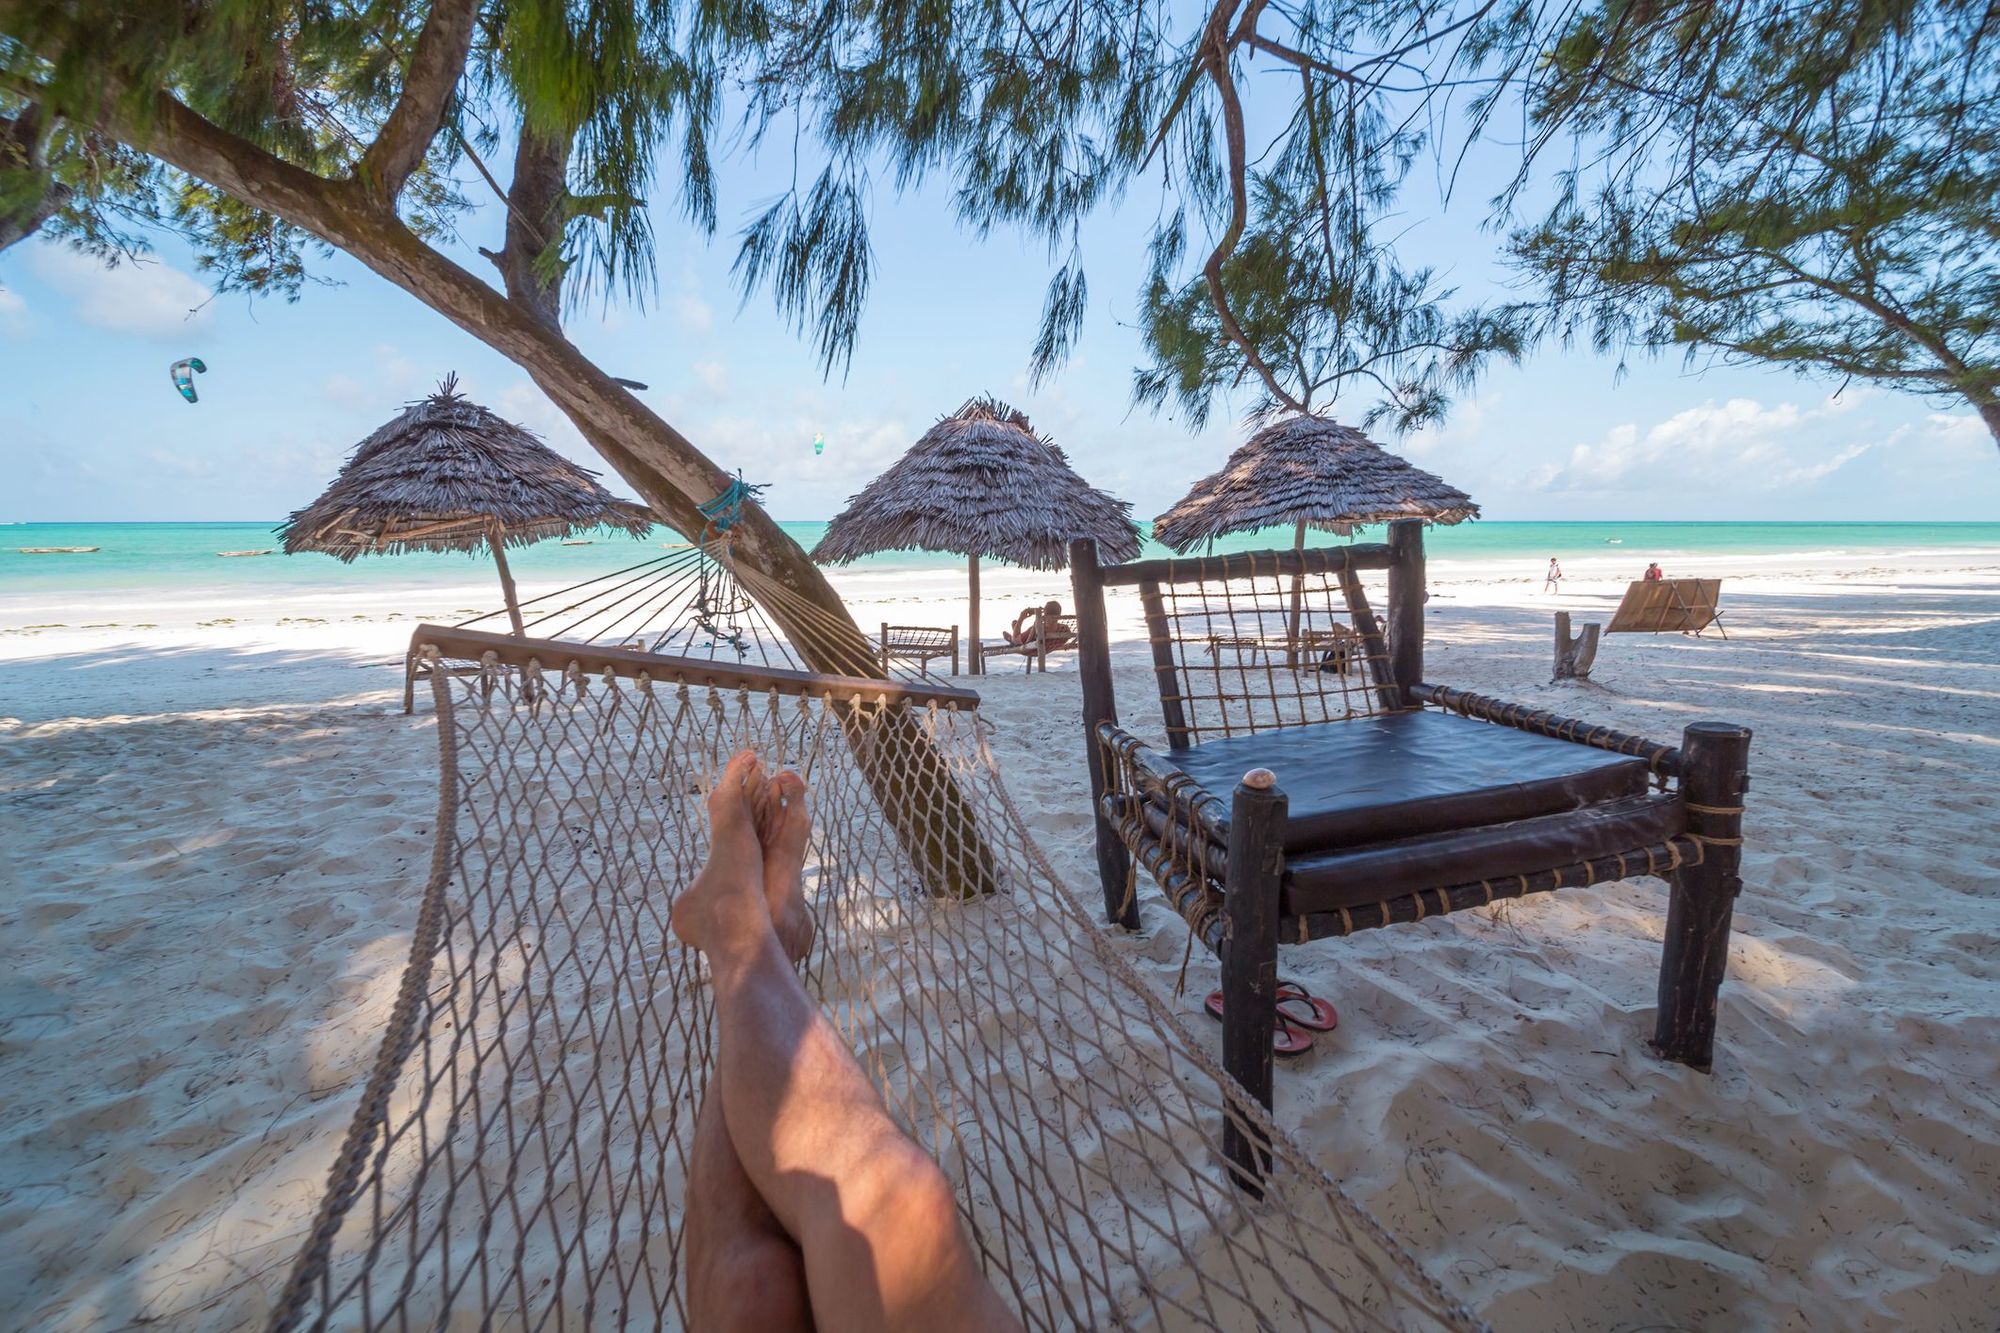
[270,629,1484,1332]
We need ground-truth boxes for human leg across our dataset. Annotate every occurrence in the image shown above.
[682,765,820,1330]
[671,752,1019,1333]
[684,1083,814,1331]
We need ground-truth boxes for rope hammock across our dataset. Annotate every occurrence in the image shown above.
[270,627,1485,1331]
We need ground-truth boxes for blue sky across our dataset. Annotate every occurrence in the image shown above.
[1,123,1995,525]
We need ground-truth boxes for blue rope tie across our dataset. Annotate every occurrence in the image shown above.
[697,471,768,534]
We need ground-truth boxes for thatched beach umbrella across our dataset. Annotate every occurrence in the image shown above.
[279,375,655,634]
[1153,414,1479,553]
[812,397,1141,673]
[1155,414,1479,654]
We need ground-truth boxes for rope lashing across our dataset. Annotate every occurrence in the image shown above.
[697,470,769,535]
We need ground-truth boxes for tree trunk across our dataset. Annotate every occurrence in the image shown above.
[0,106,70,250]
[18,84,995,894]
[1976,393,2000,453]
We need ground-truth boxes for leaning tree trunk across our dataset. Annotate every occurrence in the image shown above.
[54,93,994,895]
[1976,392,2000,454]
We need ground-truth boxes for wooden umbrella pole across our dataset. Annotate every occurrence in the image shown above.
[1285,518,1307,667]
[968,551,983,675]
[487,519,527,636]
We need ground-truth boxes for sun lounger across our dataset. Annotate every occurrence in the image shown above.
[981,602,1078,673]
[1607,578,1726,638]
[879,622,960,676]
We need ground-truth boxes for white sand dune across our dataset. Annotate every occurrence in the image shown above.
[2,552,1997,1328]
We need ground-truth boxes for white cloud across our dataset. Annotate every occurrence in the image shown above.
[494,382,602,471]
[692,358,731,394]
[673,292,714,332]
[0,286,27,340]
[322,373,374,409]
[323,344,432,408]
[1914,412,1989,460]
[142,447,215,478]
[1532,396,1873,494]
[29,246,213,339]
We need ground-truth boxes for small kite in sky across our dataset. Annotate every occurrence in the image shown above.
[813,432,825,456]
[170,357,207,404]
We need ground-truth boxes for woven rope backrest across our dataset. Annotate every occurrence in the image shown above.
[270,631,1480,1333]
[1125,546,1404,747]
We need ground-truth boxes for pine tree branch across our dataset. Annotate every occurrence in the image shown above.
[356,0,479,203]
[0,68,362,244]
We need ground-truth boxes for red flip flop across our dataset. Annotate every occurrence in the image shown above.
[1275,981,1338,1033]
[1204,990,1316,1057]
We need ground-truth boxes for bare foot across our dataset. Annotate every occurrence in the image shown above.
[761,771,817,965]
[671,752,777,962]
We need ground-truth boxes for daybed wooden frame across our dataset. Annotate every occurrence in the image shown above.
[1071,521,1752,1186]
[878,622,961,676]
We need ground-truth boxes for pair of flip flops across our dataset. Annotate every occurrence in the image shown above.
[1204,981,1339,1057]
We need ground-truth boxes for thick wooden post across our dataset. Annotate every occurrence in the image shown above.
[1653,722,1752,1070]
[487,520,527,637]
[1385,518,1424,703]
[1071,539,1139,928]
[1221,767,1286,1193]
[967,552,983,675]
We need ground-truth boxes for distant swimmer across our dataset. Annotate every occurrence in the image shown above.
[1544,557,1564,594]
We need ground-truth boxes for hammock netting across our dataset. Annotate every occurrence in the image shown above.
[271,626,1481,1331]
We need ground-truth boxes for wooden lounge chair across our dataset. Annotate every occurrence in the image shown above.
[1206,623,1359,674]
[1071,521,1752,1186]
[879,622,960,676]
[981,601,1079,673]
[1608,577,1726,638]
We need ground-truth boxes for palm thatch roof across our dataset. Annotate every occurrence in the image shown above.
[812,397,1141,570]
[1152,414,1479,553]
[279,375,655,561]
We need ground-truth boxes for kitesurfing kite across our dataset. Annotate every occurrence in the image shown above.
[170,357,207,403]
[813,432,825,456]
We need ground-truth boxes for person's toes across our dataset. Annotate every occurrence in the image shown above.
[707,751,764,844]
[764,771,811,873]
[762,771,815,964]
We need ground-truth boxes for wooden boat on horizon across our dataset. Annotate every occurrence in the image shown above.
[18,546,100,554]
[218,549,276,557]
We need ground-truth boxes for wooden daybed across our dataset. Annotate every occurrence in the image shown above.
[1070,521,1752,1185]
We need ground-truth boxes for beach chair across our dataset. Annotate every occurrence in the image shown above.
[1608,577,1726,638]
[879,622,960,676]
[1206,623,1360,674]
[981,601,1079,673]
[1072,521,1752,1184]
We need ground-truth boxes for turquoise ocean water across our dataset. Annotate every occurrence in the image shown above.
[4,521,1998,598]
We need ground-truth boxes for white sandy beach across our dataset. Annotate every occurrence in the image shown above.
[3,545,1998,1329]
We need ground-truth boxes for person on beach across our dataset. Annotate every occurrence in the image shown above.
[675,751,1022,1333]
[1643,562,1664,583]
[1544,557,1564,593]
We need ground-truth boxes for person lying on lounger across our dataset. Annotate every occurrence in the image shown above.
[673,751,1023,1333]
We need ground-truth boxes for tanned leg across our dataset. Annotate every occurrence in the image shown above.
[683,765,819,1331]
[672,752,1021,1333]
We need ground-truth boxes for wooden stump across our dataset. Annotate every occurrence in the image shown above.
[1553,611,1601,681]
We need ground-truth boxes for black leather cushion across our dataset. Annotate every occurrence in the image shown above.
[1282,795,1684,914]
[1159,709,1651,853]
